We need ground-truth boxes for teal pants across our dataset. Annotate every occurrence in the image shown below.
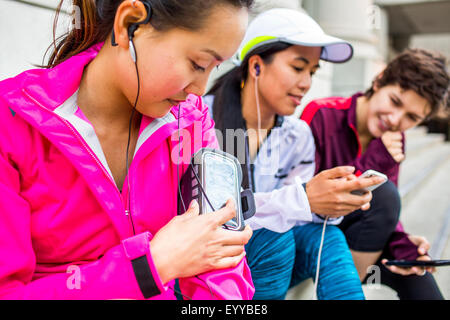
[245,223,365,300]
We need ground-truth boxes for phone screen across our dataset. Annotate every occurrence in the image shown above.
[203,153,239,228]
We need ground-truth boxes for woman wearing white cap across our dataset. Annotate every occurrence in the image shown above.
[205,8,384,299]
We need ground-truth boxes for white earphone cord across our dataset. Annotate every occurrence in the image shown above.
[254,75,262,147]
[253,65,327,300]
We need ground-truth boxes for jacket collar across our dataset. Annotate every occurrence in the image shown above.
[347,92,364,129]
[22,43,105,112]
[347,92,365,157]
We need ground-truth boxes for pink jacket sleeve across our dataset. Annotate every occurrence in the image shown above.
[0,150,167,300]
[176,97,255,300]
[179,259,254,300]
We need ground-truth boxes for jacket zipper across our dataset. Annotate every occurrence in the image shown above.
[349,123,362,157]
[22,89,133,223]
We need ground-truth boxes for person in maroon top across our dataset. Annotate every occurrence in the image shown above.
[301,49,449,300]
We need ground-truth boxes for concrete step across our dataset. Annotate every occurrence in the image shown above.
[400,141,450,184]
[397,158,450,299]
[435,216,450,298]
[391,127,447,204]
[404,126,428,140]
[400,157,450,257]
[398,143,450,205]
[364,156,450,300]
[363,284,399,300]
[404,132,446,158]
[429,205,450,261]
[286,279,314,300]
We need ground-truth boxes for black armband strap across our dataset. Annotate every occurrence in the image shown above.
[131,256,161,299]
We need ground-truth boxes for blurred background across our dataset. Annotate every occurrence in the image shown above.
[1,0,449,300]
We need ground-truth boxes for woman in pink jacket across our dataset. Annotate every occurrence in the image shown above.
[0,0,254,300]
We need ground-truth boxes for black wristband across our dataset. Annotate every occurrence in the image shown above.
[131,255,161,299]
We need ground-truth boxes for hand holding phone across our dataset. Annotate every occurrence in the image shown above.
[350,170,388,196]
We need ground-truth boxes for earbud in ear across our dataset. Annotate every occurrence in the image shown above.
[129,38,137,63]
[127,23,139,63]
[111,0,153,48]
[126,1,152,63]
[255,64,260,76]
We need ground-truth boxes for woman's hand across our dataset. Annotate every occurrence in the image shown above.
[381,131,405,163]
[305,166,385,218]
[381,235,435,276]
[149,199,253,284]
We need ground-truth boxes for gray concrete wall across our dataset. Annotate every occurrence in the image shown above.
[301,0,389,102]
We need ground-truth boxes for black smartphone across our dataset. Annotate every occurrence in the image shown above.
[385,259,450,267]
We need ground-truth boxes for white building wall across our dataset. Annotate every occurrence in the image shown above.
[0,0,73,80]
[302,0,389,102]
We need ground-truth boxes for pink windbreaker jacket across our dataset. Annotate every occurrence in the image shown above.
[0,43,254,300]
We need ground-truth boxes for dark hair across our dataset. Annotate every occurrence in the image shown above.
[44,0,254,68]
[208,42,292,133]
[207,42,292,188]
[365,48,449,119]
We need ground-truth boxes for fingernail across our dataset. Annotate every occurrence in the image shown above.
[189,199,198,209]
[345,166,355,172]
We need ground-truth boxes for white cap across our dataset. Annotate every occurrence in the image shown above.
[236,8,353,64]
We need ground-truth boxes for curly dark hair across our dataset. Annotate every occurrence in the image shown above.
[365,48,449,119]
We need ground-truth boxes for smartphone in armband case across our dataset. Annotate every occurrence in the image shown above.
[177,148,255,231]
